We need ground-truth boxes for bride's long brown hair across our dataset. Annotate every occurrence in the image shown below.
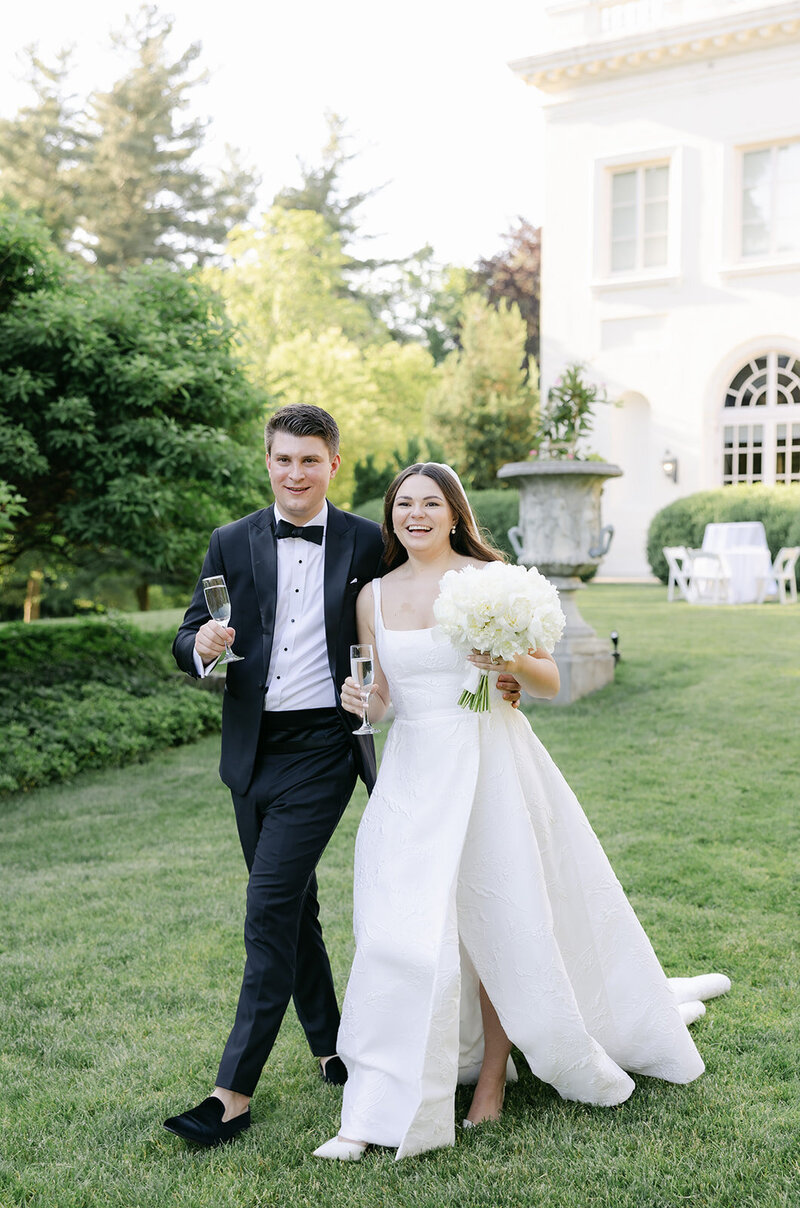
[382,464,506,572]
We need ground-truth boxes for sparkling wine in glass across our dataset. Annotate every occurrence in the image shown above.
[350,643,378,735]
[202,575,244,665]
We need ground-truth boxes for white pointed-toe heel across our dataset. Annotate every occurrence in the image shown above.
[668,974,731,1003]
[313,1136,368,1160]
[678,1000,706,1026]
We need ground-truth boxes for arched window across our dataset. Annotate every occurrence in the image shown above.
[722,352,800,485]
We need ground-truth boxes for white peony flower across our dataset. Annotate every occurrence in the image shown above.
[433,562,566,711]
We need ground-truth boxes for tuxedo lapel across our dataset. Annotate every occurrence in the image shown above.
[249,506,278,673]
[323,504,355,679]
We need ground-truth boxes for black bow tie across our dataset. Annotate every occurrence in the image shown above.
[275,519,324,545]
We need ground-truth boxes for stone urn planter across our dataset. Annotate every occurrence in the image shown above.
[496,458,623,705]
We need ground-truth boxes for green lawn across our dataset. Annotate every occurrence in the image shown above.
[1,586,798,1207]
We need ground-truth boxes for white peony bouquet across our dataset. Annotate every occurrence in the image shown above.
[433,562,566,711]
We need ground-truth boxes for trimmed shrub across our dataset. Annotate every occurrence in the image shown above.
[646,486,800,583]
[1,616,220,794]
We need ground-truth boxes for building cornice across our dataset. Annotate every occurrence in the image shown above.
[510,2,800,93]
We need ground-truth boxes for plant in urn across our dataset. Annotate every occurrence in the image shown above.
[497,363,622,704]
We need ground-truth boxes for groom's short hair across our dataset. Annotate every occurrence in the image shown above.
[265,405,340,457]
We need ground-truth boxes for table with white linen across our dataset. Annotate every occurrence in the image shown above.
[700,522,774,604]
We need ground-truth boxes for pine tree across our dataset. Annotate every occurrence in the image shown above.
[79,6,256,267]
[0,49,86,248]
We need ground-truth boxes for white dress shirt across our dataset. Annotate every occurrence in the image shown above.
[264,503,336,711]
[192,503,336,711]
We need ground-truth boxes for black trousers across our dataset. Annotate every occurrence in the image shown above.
[216,708,357,1097]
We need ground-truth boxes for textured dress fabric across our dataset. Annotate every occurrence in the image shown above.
[337,580,706,1159]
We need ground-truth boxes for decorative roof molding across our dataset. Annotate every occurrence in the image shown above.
[511,2,800,93]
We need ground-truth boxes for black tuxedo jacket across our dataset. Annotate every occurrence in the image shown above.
[173,502,385,796]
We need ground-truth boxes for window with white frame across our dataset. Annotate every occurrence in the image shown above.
[741,141,800,258]
[722,352,800,485]
[609,162,669,273]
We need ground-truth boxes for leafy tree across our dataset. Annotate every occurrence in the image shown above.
[266,329,436,506]
[0,202,62,307]
[209,206,383,371]
[0,202,266,612]
[471,219,541,370]
[433,294,538,490]
[0,50,86,248]
[370,249,469,364]
[212,204,439,505]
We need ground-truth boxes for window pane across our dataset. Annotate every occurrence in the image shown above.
[742,222,770,257]
[644,164,669,199]
[742,148,771,188]
[776,141,800,184]
[644,199,668,234]
[612,204,636,240]
[643,234,668,266]
[742,148,772,257]
[611,240,636,272]
[612,171,637,204]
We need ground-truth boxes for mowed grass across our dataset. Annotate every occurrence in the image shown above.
[1,585,798,1208]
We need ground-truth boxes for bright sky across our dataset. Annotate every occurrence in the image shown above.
[0,0,549,268]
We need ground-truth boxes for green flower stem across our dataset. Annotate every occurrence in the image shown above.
[459,671,491,712]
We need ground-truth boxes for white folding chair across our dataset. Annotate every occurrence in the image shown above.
[686,549,732,604]
[663,546,692,602]
[769,546,799,604]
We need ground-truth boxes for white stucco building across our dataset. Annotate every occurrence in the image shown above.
[511,0,800,576]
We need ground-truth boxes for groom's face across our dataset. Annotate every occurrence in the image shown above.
[266,433,341,525]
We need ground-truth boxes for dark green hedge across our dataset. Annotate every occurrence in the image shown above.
[1,616,220,794]
[646,486,800,583]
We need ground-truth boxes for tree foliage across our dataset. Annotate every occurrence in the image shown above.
[471,219,541,369]
[0,8,257,267]
[0,50,86,249]
[432,294,538,490]
[273,113,375,251]
[0,202,265,594]
[209,206,383,370]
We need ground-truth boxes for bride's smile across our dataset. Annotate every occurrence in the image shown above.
[393,478,456,554]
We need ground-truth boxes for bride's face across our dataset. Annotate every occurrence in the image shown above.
[392,475,457,556]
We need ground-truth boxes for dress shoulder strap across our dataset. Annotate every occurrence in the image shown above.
[371,578,383,635]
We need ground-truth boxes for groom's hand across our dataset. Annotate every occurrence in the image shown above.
[496,674,522,709]
[195,619,235,665]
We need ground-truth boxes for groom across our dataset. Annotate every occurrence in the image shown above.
[164,404,385,1147]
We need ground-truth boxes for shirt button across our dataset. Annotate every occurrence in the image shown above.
[284,647,288,651]
[295,588,299,593]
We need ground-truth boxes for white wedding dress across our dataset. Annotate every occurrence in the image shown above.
[336,580,728,1159]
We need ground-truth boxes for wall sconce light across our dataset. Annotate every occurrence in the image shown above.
[661,451,678,483]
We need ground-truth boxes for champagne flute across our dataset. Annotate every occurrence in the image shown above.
[350,643,378,735]
[202,575,244,664]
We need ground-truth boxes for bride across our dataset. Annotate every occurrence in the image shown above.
[314,463,729,1161]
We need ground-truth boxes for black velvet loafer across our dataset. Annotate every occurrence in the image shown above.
[163,1096,251,1147]
[319,1055,348,1086]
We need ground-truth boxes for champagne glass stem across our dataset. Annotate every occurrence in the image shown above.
[361,689,370,728]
